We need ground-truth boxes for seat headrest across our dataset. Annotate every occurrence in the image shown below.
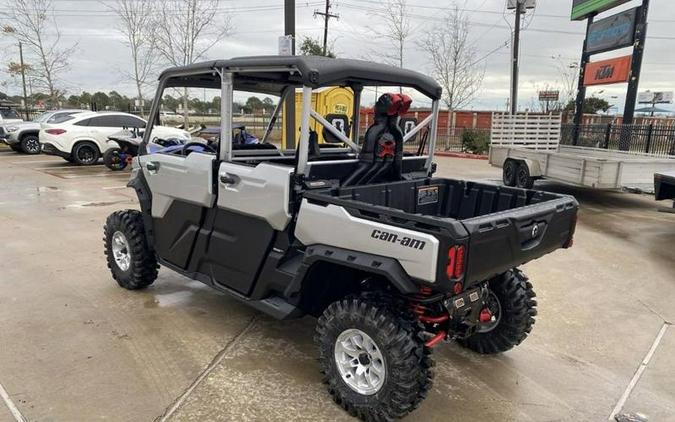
[375,93,412,117]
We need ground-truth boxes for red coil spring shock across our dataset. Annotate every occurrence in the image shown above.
[411,287,449,347]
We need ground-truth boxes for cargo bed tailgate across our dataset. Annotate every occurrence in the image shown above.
[461,196,577,283]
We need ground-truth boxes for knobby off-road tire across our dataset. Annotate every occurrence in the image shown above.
[103,148,127,171]
[459,269,537,354]
[316,295,434,421]
[103,210,158,290]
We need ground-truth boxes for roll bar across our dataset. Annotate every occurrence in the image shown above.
[141,67,441,178]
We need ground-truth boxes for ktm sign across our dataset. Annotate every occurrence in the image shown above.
[583,55,632,86]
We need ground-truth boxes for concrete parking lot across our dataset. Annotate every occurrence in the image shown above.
[0,146,673,422]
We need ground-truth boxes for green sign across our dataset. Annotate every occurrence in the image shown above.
[571,0,631,21]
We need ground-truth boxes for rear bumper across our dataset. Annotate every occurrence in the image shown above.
[41,143,71,159]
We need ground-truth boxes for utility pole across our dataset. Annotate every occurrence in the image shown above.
[284,0,296,148]
[510,0,523,115]
[314,0,339,56]
[18,42,29,120]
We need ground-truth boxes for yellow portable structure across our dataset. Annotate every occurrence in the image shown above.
[281,87,354,148]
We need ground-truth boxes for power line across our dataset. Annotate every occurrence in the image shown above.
[338,2,675,40]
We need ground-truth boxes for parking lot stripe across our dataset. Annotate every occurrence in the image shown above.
[0,382,27,422]
[158,316,257,422]
[9,159,59,164]
[608,323,670,421]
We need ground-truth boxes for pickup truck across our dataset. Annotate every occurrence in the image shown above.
[0,103,23,144]
[102,56,578,421]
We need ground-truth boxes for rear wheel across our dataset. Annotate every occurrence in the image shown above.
[103,148,127,171]
[103,210,158,290]
[458,269,537,354]
[502,160,517,186]
[72,141,100,165]
[515,162,535,189]
[20,134,41,154]
[316,295,433,421]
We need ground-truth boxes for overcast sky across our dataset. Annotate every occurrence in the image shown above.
[1,0,673,113]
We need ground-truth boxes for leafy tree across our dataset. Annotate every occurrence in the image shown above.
[565,97,611,114]
[299,37,336,58]
[244,96,264,114]
[91,91,110,110]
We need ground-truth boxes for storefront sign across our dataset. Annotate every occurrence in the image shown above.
[571,0,631,21]
[586,8,637,54]
[583,55,632,86]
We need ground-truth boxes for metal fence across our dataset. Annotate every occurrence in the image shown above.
[560,123,675,156]
[403,127,491,154]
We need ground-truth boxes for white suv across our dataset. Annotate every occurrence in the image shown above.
[40,111,191,165]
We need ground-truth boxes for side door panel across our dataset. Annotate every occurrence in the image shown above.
[193,162,294,295]
[139,152,215,269]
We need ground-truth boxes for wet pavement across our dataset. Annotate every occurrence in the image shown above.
[0,146,673,421]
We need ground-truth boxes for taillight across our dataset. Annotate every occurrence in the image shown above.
[46,128,66,135]
[446,245,466,280]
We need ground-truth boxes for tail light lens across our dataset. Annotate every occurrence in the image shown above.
[446,245,466,280]
[46,128,67,135]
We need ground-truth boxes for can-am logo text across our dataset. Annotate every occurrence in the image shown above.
[371,229,426,250]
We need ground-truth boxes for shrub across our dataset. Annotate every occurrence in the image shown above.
[461,129,490,155]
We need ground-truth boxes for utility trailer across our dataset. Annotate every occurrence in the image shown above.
[488,113,675,191]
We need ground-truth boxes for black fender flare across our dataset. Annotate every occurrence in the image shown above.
[285,244,419,297]
[127,170,156,250]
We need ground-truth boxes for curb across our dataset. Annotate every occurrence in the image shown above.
[435,151,488,160]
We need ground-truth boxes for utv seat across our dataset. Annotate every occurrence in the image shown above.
[342,93,412,186]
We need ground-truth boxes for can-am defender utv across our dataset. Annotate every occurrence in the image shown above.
[104,56,578,421]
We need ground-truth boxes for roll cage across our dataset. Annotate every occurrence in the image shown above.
[142,55,442,178]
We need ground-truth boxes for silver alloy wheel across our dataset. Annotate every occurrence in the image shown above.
[111,231,131,272]
[334,328,386,395]
[25,138,40,153]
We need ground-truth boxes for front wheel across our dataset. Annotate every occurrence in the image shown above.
[315,296,433,421]
[103,148,128,171]
[458,269,537,354]
[103,210,158,290]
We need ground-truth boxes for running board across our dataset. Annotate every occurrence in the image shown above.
[158,258,305,320]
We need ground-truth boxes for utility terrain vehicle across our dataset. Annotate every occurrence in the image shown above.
[104,56,578,421]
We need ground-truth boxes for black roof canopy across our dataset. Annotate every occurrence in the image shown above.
[159,55,442,99]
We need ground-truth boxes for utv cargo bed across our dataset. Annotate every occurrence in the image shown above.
[303,178,578,284]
